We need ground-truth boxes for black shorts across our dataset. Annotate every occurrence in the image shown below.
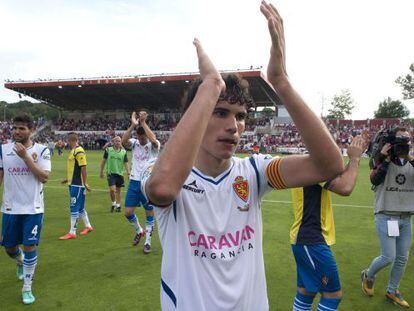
[107,174,125,188]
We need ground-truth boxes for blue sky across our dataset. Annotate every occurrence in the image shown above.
[0,0,413,118]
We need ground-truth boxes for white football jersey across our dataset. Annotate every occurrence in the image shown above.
[142,154,276,311]
[129,138,160,181]
[0,142,51,215]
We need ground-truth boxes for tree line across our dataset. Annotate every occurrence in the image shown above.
[0,100,62,121]
[327,63,413,120]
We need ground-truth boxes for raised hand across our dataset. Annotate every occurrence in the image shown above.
[131,111,139,127]
[347,135,368,159]
[193,38,225,92]
[260,1,288,87]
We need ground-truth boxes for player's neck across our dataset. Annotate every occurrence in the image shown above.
[195,153,232,178]
[19,139,33,149]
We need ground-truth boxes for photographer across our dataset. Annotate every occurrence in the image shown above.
[361,127,413,308]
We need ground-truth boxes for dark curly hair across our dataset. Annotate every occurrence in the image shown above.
[181,73,254,112]
[13,114,34,130]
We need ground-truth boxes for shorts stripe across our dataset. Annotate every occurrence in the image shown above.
[304,245,316,270]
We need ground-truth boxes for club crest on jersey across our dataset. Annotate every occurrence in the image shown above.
[31,152,38,162]
[233,176,249,202]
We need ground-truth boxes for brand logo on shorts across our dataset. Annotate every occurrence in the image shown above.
[322,276,329,286]
[233,176,249,202]
[395,174,406,185]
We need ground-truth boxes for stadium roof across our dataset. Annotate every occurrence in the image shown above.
[4,69,282,112]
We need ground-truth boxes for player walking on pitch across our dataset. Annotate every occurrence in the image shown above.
[122,111,160,254]
[100,136,130,213]
[290,136,367,311]
[0,114,51,305]
[59,132,93,240]
[142,2,344,310]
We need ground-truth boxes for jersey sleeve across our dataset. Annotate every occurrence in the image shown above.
[140,158,173,208]
[39,147,52,172]
[103,149,109,159]
[250,154,287,198]
[75,147,87,166]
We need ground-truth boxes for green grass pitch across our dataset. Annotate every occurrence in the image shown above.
[0,150,413,310]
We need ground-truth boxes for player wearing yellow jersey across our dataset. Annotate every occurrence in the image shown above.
[290,136,366,311]
[59,132,93,240]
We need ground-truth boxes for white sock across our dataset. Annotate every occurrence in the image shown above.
[70,212,78,235]
[145,225,154,245]
[22,251,37,292]
[116,203,121,208]
[79,210,92,228]
[112,201,116,206]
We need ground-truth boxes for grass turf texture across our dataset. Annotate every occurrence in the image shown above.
[0,150,413,310]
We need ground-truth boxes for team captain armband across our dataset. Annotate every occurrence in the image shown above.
[265,158,287,189]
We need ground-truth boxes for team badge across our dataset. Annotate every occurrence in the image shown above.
[31,152,38,162]
[233,176,249,202]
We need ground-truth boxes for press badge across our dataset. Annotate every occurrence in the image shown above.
[387,220,400,237]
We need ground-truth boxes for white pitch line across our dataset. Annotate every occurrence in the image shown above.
[47,174,100,182]
[43,185,373,209]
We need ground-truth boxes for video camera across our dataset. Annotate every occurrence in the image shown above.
[367,128,411,169]
[384,131,410,157]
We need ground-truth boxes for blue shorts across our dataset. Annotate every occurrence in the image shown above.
[125,180,152,211]
[292,244,341,293]
[1,213,44,247]
[69,185,86,213]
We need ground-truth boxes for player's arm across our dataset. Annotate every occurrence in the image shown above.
[260,2,343,188]
[14,143,50,183]
[145,39,225,206]
[327,136,367,196]
[100,159,107,178]
[123,153,130,176]
[76,149,91,192]
[81,166,90,192]
[100,149,108,178]
[0,170,3,186]
[139,112,160,149]
[121,112,139,149]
